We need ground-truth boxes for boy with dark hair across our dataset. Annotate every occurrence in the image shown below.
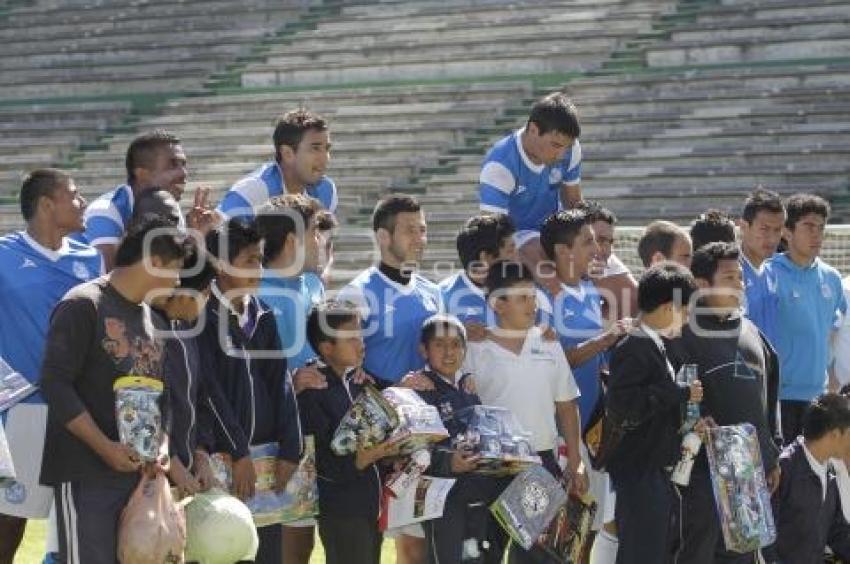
[738,188,785,343]
[199,218,301,564]
[464,260,585,562]
[82,130,188,270]
[605,262,702,564]
[756,193,846,441]
[479,92,583,293]
[298,300,397,564]
[579,200,637,320]
[0,169,100,562]
[689,209,736,252]
[218,109,336,218]
[764,393,850,563]
[637,220,693,269]
[405,314,508,564]
[40,216,187,564]
[667,242,781,563]
[439,213,516,333]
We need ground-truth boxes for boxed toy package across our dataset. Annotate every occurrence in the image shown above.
[491,464,567,551]
[452,406,540,476]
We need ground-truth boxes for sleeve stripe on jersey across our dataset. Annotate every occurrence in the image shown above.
[327,179,338,214]
[228,177,269,213]
[481,203,509,214]
[216,190,253,218]
[480,161,516,195]
[85,204,123,229]
[563,177,581,186]
[87,236,121,247]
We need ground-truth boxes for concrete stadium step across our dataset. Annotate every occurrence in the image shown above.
[694,0,850,25]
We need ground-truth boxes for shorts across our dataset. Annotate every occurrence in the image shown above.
[0,403,53,518]
[384,523,425,539]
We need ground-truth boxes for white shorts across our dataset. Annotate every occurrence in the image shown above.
[581,442,616,530]
[0,403,53,518]
[384,523,425,539]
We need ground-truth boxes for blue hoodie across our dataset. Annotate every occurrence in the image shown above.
[759,254,845,401]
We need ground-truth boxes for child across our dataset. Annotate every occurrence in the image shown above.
[406,314,508,564]
[198,218,301,564]
[764,393,850,563]
[463,260,584,562]
[605,262,702,564]
[298,300,398,564]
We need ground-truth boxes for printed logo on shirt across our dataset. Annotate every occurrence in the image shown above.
[101,317,163,376]
[549,168,563,185]
[4,481,25,504]
[822,283,834,300]
[72,261,91,280]
[19,258,36,269]
[515,185,528,195]
[733,353,758,381]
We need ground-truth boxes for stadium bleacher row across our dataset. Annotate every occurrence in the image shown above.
[0,0,848,282]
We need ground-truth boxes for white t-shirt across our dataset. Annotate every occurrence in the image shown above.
[463,326,580,452]
[833,276,850,387]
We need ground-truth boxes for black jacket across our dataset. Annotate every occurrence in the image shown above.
[763,438,850,563]
[605,327,689,477]
[297,363,383,520]
[415,369,481,476]
[196,289,300,463]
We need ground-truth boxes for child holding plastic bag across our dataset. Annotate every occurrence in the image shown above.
[118,468,187,564]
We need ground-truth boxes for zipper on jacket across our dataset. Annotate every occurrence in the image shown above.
[173,323,196,469]
[242,344,256,444]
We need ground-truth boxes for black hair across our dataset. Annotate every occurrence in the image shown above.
[484,260,535,299]
[130,188,181,227]
[273,109,328,159]
[690,209,736,252]
[177,245,216,292]
[742,188,784,224]
[528,92,581,138]
[315,209,338,232]
[637,220,689,268]
[114,213,189,268]
[690,242,741,283]
[125,130,181,184]
[372,193,421,233]
[456,213,515,270]
[420,314,467,348]
[205,218,262,265]
[540,209,590,260]
[785,193,830,230]
[637,261,697,314]
[577,200,617,225]
[306,300,360,359]
[255,194,318,265]
[19,168,71,221]
[802,393,850,441]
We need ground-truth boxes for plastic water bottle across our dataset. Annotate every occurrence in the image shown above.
[677,364,700,431]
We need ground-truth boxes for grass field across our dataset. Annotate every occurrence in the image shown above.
[16,521,399,563]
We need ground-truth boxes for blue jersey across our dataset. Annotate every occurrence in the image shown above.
[479,129,581,233]
[259,272,325,371]
[538,280,604,430]
[0,232,102,401]
[337,267,442,383]
[79,184,185,246]
[742,256,779,347]
[756,254,847,401]
[439,271,488,325]
[218,161,337,218]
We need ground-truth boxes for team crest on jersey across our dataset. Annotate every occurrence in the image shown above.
[549,168,563,184]
[822,283,833,300]
[4,481,26,504]
[20,258,36,269]
[73,261,91,280]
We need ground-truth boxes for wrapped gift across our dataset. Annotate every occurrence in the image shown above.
[113,376,164,461]
[0,356,36,413]
[538,494,597,563]
[705,424,776,553]
[452,406,540,476]
[379,476,456,531]
[280,436,319,524]
[211,443,285,528]
[331,384,399,456]
[381,387,449,455]
[491,465,567,551]
[0,423,14,484]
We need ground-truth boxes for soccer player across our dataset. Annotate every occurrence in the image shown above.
[666,242,781,563]
[479,92,582,291]
[81,130,188,270]
[738,188,785,344]
[336,194,442,564]
[40,216,187,564]
[218,109,336,218]
[439,213,516,335]
[636,220,693,269]
[756,194,846,441]
[0,169,101,564]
